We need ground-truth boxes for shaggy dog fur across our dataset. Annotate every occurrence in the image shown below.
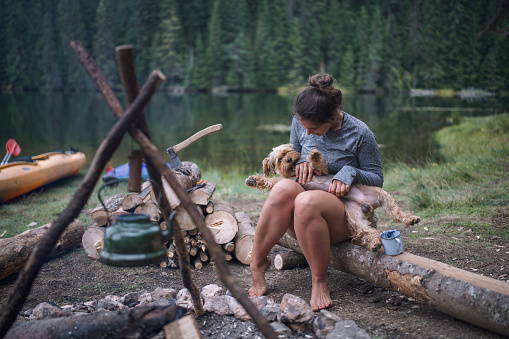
[245,144,420,252]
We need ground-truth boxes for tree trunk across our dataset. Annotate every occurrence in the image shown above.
[5,305,184,339]
[0,220,84,281]
[277,234,509,337]
[204,200,238,245]
[233,211,257,265]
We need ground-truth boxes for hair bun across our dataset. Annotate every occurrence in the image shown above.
[308,74,334,90]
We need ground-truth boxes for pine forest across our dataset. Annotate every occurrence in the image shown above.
[1,0,508,93]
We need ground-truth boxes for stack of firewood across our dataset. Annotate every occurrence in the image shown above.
[82,162,257,269]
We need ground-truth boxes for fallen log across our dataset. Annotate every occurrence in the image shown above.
[0,220,84,281]
[277,234,509,337]
[5,305,184,339]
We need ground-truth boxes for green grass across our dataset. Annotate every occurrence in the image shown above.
[1,113,508,240]
[383,113,509,223]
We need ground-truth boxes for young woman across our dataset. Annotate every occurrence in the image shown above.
[249,74,383,311]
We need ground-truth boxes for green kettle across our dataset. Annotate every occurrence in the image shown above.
[97,179,175,267]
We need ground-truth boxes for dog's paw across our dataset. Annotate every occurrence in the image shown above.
[245,176,257,187]
[309,150,322,161]
[407,216,421,226]
[371,238,383,252]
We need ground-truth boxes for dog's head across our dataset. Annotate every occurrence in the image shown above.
[262,144,301,178]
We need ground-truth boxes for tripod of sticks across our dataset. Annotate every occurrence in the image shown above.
[0,42,277,339]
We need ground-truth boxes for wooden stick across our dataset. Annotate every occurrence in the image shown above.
[128,149,143,192]
[0,63,164,338]
[115,44,204,317]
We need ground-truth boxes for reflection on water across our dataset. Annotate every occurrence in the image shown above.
[0,92,506,173]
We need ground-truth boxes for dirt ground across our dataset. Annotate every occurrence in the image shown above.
[1,198,508,339]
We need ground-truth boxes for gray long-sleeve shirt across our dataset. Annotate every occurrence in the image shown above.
[290,111,384,188]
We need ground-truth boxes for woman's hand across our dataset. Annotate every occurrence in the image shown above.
[329,179,350,197]
[295,162,315,184]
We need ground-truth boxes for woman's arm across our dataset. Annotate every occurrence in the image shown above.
[333,132,384,188]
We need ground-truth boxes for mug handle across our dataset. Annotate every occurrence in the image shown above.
[396,237,402,252]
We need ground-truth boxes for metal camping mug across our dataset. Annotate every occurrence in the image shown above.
[380,229,403,256]
[97,178,175,267]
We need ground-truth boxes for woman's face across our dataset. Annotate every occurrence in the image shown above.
[298,118,333,136]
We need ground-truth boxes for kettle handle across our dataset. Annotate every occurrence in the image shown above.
[98,178,162,226]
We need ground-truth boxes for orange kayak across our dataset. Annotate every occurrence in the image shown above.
[0,151,86,203]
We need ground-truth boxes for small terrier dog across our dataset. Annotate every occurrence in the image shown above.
[245,144,420,252]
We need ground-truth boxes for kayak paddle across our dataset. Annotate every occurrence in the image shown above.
[1,139,21,165]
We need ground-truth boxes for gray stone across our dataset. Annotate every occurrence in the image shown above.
[259,304,281,322]
[29,302,72,320]
[151,287,177,300]
[120,290,147,307]
[233,296,270,321]
[312,309,342,338]
[270,321,292,337]
[201,284,223,300]
[94,295,126,312]
[138,292,154,306]
[278,293,314,324]
[176,288,196,310]
[204,295,236,315]
[325,319,371,339]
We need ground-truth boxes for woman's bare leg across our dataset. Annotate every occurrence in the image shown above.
[249,180,304,296]
[293,190,350,311]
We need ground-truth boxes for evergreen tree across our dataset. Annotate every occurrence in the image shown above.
[355,6,372,90]
[58,0,88,90]
[294,1,322,79]
[93,0,117,86]
[251,0,274,88]
[4,0,28,88]
[152,4,185,87]
[41,7,62,90]
[337,44,355,90]
[174,0,213,77]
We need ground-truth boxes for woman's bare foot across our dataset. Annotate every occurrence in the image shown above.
[310,278,332,311]
[249,256,271,297]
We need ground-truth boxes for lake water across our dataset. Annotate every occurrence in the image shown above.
[0,91,507,173]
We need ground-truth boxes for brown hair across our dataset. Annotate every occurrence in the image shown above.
[293,74,343,124]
